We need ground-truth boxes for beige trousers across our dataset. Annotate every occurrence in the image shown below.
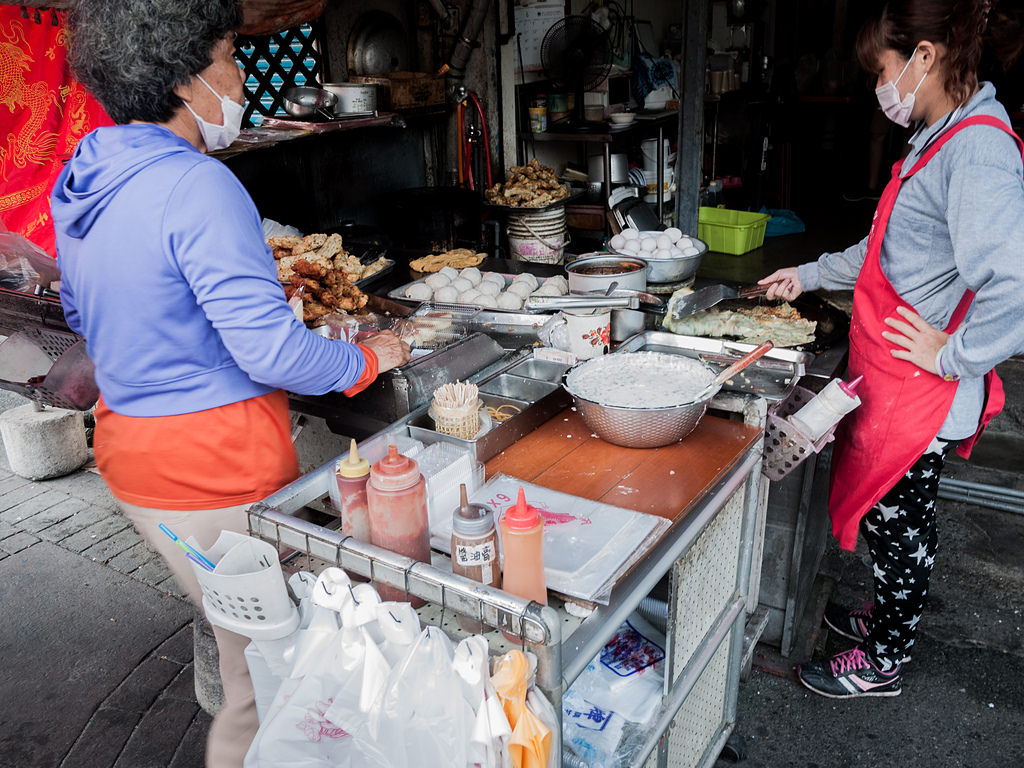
[120,501,258,768]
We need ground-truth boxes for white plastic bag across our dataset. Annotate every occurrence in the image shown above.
[369,626,474,768]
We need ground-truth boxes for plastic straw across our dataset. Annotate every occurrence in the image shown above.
[159,523,217,571]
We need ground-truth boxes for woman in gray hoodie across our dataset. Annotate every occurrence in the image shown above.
[760,0,1024,699]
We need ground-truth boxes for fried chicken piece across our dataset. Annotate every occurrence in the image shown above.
[267,235,302,251]
[293,233,328,255]
[314,233,345,260]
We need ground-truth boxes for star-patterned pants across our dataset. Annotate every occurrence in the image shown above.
[859,437,954,671]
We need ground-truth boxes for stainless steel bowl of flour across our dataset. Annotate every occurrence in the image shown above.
[563,352,718,448]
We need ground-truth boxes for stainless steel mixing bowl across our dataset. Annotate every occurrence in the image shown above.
[562,353,717,448]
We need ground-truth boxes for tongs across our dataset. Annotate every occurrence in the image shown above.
[524,288,666,314]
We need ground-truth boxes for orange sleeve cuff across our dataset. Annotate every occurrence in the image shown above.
[343,344,379,397]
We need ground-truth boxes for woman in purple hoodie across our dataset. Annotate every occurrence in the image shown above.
[51,2,409,765]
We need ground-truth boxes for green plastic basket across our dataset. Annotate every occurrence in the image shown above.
[697,207,771,255]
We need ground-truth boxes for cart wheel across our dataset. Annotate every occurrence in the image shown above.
[720,732,747,762]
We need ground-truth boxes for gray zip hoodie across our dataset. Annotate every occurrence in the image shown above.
[798,82,1024,439]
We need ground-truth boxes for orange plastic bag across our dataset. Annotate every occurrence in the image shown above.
[491,650,551,768]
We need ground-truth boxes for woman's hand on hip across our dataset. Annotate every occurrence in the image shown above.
[881,306,949,374]
[362,330,411,374]
[757,268,803,301]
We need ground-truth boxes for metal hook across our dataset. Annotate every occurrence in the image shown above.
[388,610,400,623]
[438,583,447,630]
[347,583,360,605]
[320,580,333,596]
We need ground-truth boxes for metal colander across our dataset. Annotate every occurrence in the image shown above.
[563,353,717,449]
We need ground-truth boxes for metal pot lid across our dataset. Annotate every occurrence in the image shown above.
[348,10,409,76]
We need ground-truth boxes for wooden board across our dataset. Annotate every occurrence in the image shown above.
[486,408,762,525]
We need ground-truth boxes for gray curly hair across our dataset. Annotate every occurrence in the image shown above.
[68,0,242,124]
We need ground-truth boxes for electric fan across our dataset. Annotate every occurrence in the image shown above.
[541,15,613,133]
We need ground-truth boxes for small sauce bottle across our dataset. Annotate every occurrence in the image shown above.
[499,486,546,642]
[337,439,371,581]
[451,483,500,633]
[366,444,429,607]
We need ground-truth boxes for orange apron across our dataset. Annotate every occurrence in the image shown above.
[828,115,1021,551]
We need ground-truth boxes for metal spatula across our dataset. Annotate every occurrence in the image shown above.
[665,283,770,322]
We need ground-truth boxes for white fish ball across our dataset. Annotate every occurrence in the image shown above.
[438,266,459,280]
[683,246,700,257]
[423,274,450,290]
[654,249,673,259]
[459,267,482,284]
[507,281,533,299]
[433,285,458,303]
[450,277,473,293]
[609,234,627,251]
[665,227,683,242]
[543,275,569,294]
[476,292,500,308]
[531,284,560,297]
[496,292,522,310]
[458,289,482,304]
[619,239,641,254]
[656,235,674,251]
[480,272,505,285]
[476,280,501,296]
[621,228,640,240]
[669,248,685,258]
[511,272,539,290]
[676,236,693,249]
[640,238,658,252]
[404,282,433,301]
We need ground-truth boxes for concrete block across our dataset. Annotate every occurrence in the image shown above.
[0,405,88,480]
[193,614,224,716]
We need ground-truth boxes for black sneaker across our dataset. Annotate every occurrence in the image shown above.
[798,646,902,699]
[823,601,912,663]
[823,601,873,642]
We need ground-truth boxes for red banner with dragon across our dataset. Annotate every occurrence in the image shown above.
[1,6,111,255]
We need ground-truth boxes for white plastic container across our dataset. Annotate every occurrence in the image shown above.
[788,376,863,441]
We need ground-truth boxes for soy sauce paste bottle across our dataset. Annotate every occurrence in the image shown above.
[451,484,500,633]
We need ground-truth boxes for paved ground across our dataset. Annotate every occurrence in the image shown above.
[1,366,1022,768]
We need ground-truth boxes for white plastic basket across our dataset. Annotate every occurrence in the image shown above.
[189,530,299,640]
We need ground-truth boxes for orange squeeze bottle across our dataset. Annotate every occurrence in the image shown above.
[500,486,546,641]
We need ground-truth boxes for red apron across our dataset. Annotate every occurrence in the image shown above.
[829,115,1021,551]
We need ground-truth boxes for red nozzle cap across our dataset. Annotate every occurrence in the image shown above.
[838,375,864,397]
[504,486,541,531]
[370,444,421,490]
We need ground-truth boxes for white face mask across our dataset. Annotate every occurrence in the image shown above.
[184,74,244,151]
[875,51,927,127]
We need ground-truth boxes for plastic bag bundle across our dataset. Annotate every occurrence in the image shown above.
[562,614,666,768]
[242,567,550,768]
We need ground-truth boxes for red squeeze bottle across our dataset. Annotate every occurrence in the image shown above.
[500,486,546,642]
[366,445,429,607]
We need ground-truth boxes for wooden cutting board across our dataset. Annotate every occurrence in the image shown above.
[485,408,762,525]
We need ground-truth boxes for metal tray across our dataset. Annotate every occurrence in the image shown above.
[403,356,571,462]
[614,330,811,402]
[388,273,565,315]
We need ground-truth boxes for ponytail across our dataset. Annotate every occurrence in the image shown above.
[984,0,1024,72]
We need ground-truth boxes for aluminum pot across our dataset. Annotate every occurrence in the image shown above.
[322,82,378,114]
[280,86,338,119]
[565,254,647,341]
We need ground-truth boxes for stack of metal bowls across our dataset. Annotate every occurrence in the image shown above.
[280,86,338,119]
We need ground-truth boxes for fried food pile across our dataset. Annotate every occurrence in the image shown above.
[484,158,568,207]
[267,232,388,284]
[287,259,369,326]
[409,248,486,273]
